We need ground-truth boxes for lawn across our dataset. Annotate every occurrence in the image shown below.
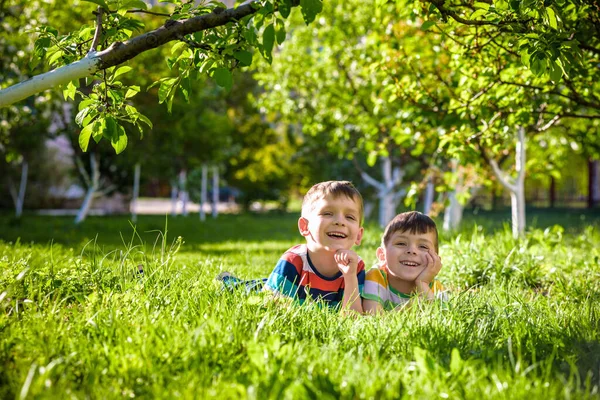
[1,208,599,399]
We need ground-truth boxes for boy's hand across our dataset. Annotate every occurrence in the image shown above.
[415,250,442,290]
[334,249,359,276]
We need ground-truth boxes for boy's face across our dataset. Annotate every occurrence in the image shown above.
[298,194,363,253]
[378,229,437,282]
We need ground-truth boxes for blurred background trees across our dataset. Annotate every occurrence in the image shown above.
[0,0,598,234]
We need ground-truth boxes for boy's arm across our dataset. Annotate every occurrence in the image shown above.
[363,298,384,315]
[264,255,302,300]
[334,250,363,314]
[414,250,442,300]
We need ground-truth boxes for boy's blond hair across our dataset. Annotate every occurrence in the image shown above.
[382,211,439,252]
[301,181,364,225]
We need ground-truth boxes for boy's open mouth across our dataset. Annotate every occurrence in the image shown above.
[400,261,419,267]
[327,232,347,239]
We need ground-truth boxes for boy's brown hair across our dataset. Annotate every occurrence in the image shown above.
[301,181,364,225]
[382,211,439,252]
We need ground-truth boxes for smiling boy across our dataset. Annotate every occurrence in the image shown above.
[264,181,365,313]
[362,211,446,314]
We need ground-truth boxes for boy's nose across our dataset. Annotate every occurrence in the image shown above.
[333,217,344,226]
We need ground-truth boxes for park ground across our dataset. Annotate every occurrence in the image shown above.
[1,208,599,398]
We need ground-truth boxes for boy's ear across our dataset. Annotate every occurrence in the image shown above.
[376,247,386,264]
[298,217,310,237]
[355,227,364,246]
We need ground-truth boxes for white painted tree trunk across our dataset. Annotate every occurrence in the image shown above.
[592,160,600,204]
[131,163,140,223]
[212,166,219,218]
[15,160,28,218]
[443,191,464,231]
[200,164,208,221]
[360,156,405,227]
[170,184,178,217]
[489,127,526,238]
[75,153,99,224]
[179,169,188,217]
[443,159,464,232]
[423,177,434,216]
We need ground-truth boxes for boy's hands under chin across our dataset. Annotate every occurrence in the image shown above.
[415,250,442,298]
[334,249,359,276]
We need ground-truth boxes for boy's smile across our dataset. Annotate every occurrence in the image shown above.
[298,194,363,253]
[379,230,437,291]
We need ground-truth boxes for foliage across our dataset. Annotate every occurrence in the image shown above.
[0,211,599,398]
[0,0,326,153]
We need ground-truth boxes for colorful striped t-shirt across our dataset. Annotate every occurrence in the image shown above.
[362,266,446,310]
[264,244,366,308]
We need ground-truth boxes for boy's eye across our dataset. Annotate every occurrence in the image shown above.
[419,245,429,250]
[322,212,332,216]
[396,242,406,246]
[346,215,356,221]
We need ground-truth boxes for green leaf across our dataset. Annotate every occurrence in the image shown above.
[546,7,558,29]
[243,27,258,46]
[275,19,286,44]
[79,123,94,152]
[137,113,153,129]
[103,115,117,141]
[171,41,187,55]
[75,106,92,126]
[474,1,490,10]
[63,80,77,101]
[233,50,253,66]
[119,0,147,10]
[180,76,191,102]
[520,48,531,67]
[262,23,275,63]
[470,9,488,19]
[213,68,233,91]
[278,0,292,18]
[82,0,109,10]
[125,86,140,98]
[549,60,562,83]
[93,119,104,143]
[299,0,323,24]
[158,78,178,104]
[421,20,436,31]
[111,124,128,154]
[47,50,64,66]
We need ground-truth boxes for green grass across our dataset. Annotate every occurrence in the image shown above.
[1,209,599,399]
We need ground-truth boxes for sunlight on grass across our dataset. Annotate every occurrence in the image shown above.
[0,211,599,398]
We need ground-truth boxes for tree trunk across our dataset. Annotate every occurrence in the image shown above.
[589,159,599,208]
[131,163,141,223]
[15,160,28,218]
[510,188,526,238]
[170,183,178,217]
[443,190,464,231]
[179,169,188,217]
[549,175,556,208]
[200,164,207,221]
[212,166,219,218]
[358,156,406,227]
[75,152,99,224]
[442,160,465,231]
[379,191,396,228]
[489,127,526,238]
[423,176,434,215]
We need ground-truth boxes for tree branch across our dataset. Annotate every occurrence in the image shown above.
[0,1,266,107]
[90,7,103,53]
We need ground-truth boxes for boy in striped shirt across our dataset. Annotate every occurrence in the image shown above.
[264,181,366,313]
[362,211,446,314]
